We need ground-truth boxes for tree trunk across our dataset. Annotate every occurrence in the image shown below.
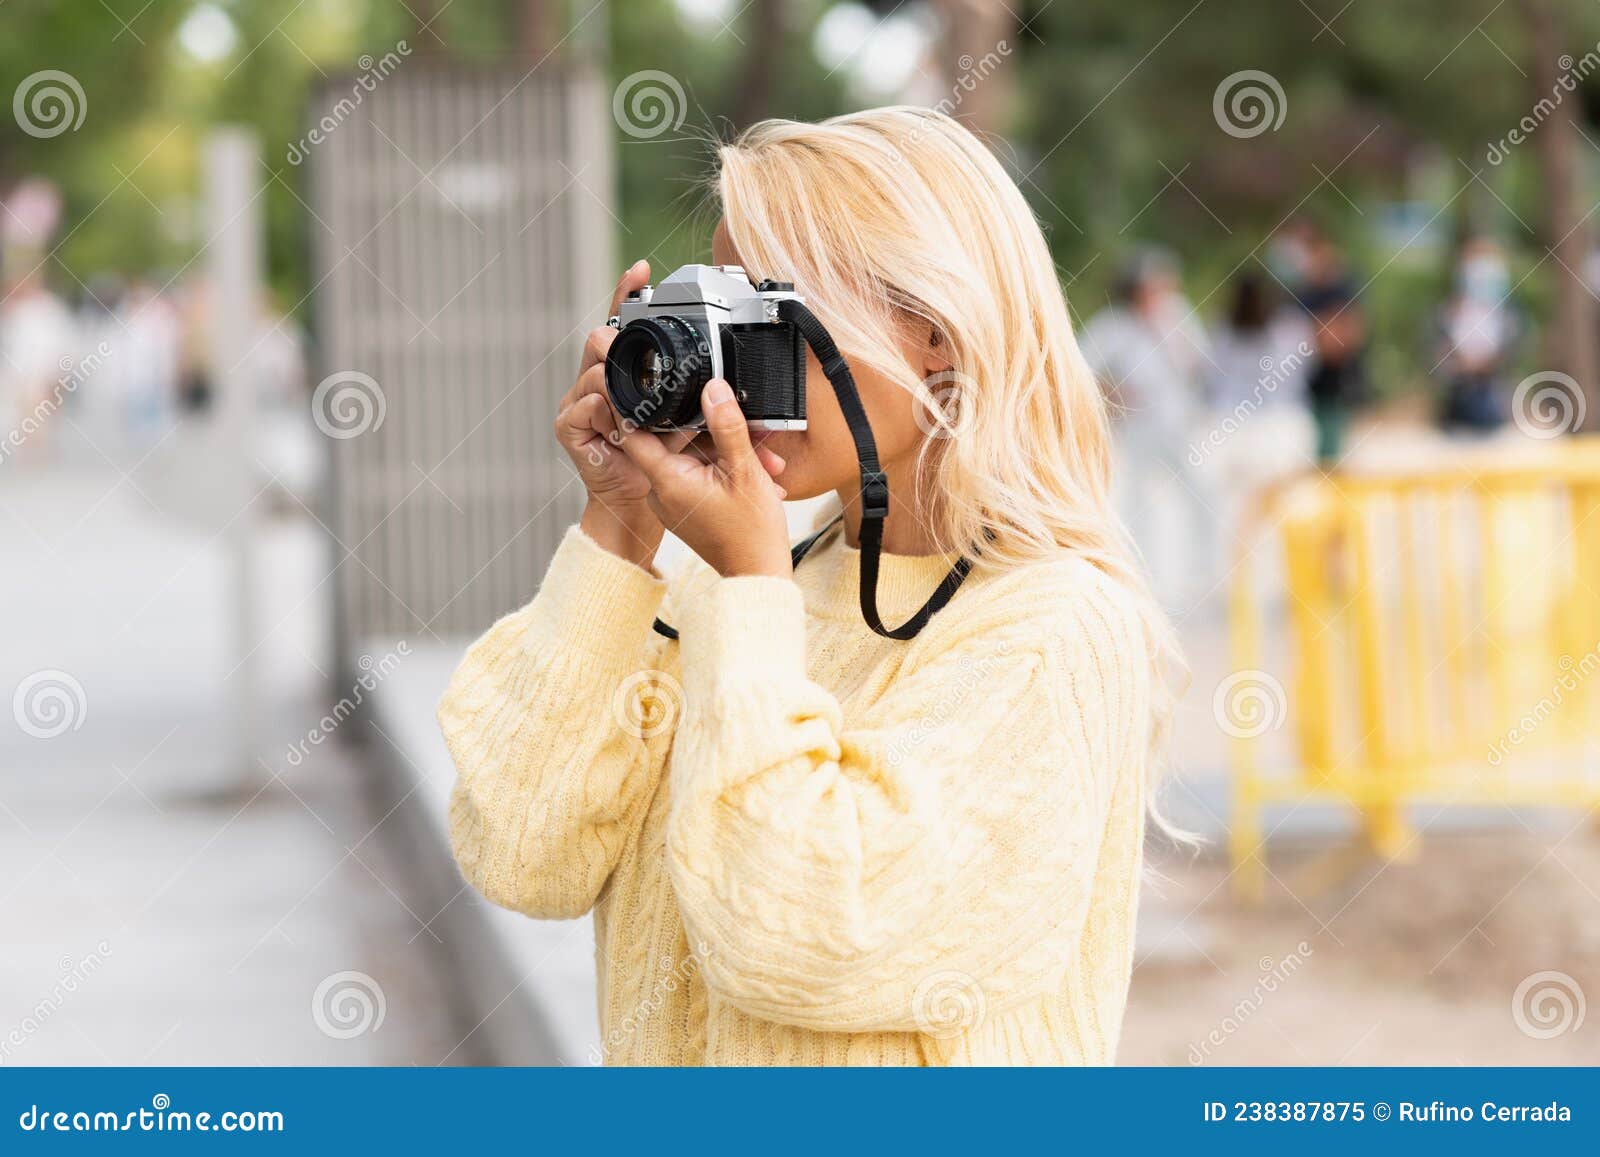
[732,0,783,130]
[930,0,1018,139]
[1522,0,1599,428]
[518,0,559,59]
[410,0,447,56]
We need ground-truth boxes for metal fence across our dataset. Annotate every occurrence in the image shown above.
[1227,443,1600,898]
[309,64,615,658]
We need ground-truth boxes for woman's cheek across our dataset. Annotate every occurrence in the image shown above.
[755,429,806,479]
[763,430,852,500]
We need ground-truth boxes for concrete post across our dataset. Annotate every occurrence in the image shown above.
[205,128,264,784]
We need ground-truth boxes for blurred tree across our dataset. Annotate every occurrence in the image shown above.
[929,0,1017,138]
[732,0,785,130]
[1520,0,1598,423]
[610,0,846,272]
[0,0,189,283]
[405,0,452,57]
[0,0,187,182]
[1012,0,1600,406]
[518,0,559,57]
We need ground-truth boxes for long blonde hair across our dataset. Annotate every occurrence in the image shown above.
[717,106,1185,816]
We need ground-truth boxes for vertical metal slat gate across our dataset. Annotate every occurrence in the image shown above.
[308,65,615,662]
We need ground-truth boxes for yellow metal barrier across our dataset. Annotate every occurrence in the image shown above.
[1228,440,1600,898]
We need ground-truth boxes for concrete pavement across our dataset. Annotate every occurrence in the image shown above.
[0,446,482,1065]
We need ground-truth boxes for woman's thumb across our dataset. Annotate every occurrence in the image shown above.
[701,380,757,473]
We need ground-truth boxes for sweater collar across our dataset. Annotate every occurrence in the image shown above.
[793,520,963,624]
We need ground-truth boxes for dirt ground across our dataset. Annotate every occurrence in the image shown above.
[1120,824,1600,1065]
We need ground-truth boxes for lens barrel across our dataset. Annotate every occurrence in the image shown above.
[605,316,712,429]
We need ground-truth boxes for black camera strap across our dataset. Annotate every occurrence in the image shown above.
[650,298,973,642]
[777,300,974,640]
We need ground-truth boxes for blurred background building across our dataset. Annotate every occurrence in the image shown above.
[2,0,1597,1066]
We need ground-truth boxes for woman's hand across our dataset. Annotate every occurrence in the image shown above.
[617,379,792,579]
[557,260,671,568]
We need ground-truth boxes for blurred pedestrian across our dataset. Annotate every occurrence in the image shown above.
[0,264,79,464]
[1080,247,1214,608]
[71,275,125,449]
[115,278,183,447]
[1290,227,1367,464]
[1266,218,1318,297]
[1433,237,1519,432]
[176,276,214,413]
[250,290,319,501]
[1201,271,1315,567]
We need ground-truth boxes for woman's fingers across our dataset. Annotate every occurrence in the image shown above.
[608,382,785,518]
[576,362,608,402]
[577,328,615,379]
[608,259,650,317]
[615,425,682,487]
[700,380,759,477]
[564,342,609,413]
[571,261,650,389]
[755,445,785,479]
[584,391,620,443]
[555,390,612,450]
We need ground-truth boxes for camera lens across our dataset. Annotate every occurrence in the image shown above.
[605,316,711,429]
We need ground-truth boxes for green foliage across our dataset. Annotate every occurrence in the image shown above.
[0,0,190,285]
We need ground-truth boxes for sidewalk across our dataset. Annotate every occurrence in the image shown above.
[364,642,600,1065]
[0,453,473,1064]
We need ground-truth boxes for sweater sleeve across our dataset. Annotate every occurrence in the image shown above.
[439,525,672,920]
[665,566,1148,1036]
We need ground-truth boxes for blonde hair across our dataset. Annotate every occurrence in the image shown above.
[717,106,1185,823]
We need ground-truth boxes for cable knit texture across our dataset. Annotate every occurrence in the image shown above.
[439,520,1151,1065]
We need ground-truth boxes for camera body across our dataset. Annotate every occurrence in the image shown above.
[605,264,807,431]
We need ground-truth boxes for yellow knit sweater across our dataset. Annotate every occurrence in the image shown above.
[438,520,1151,1065]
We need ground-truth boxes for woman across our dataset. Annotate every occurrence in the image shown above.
[439,108,1176,1066]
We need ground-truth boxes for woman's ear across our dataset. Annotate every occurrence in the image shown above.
[922,326,953,376]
